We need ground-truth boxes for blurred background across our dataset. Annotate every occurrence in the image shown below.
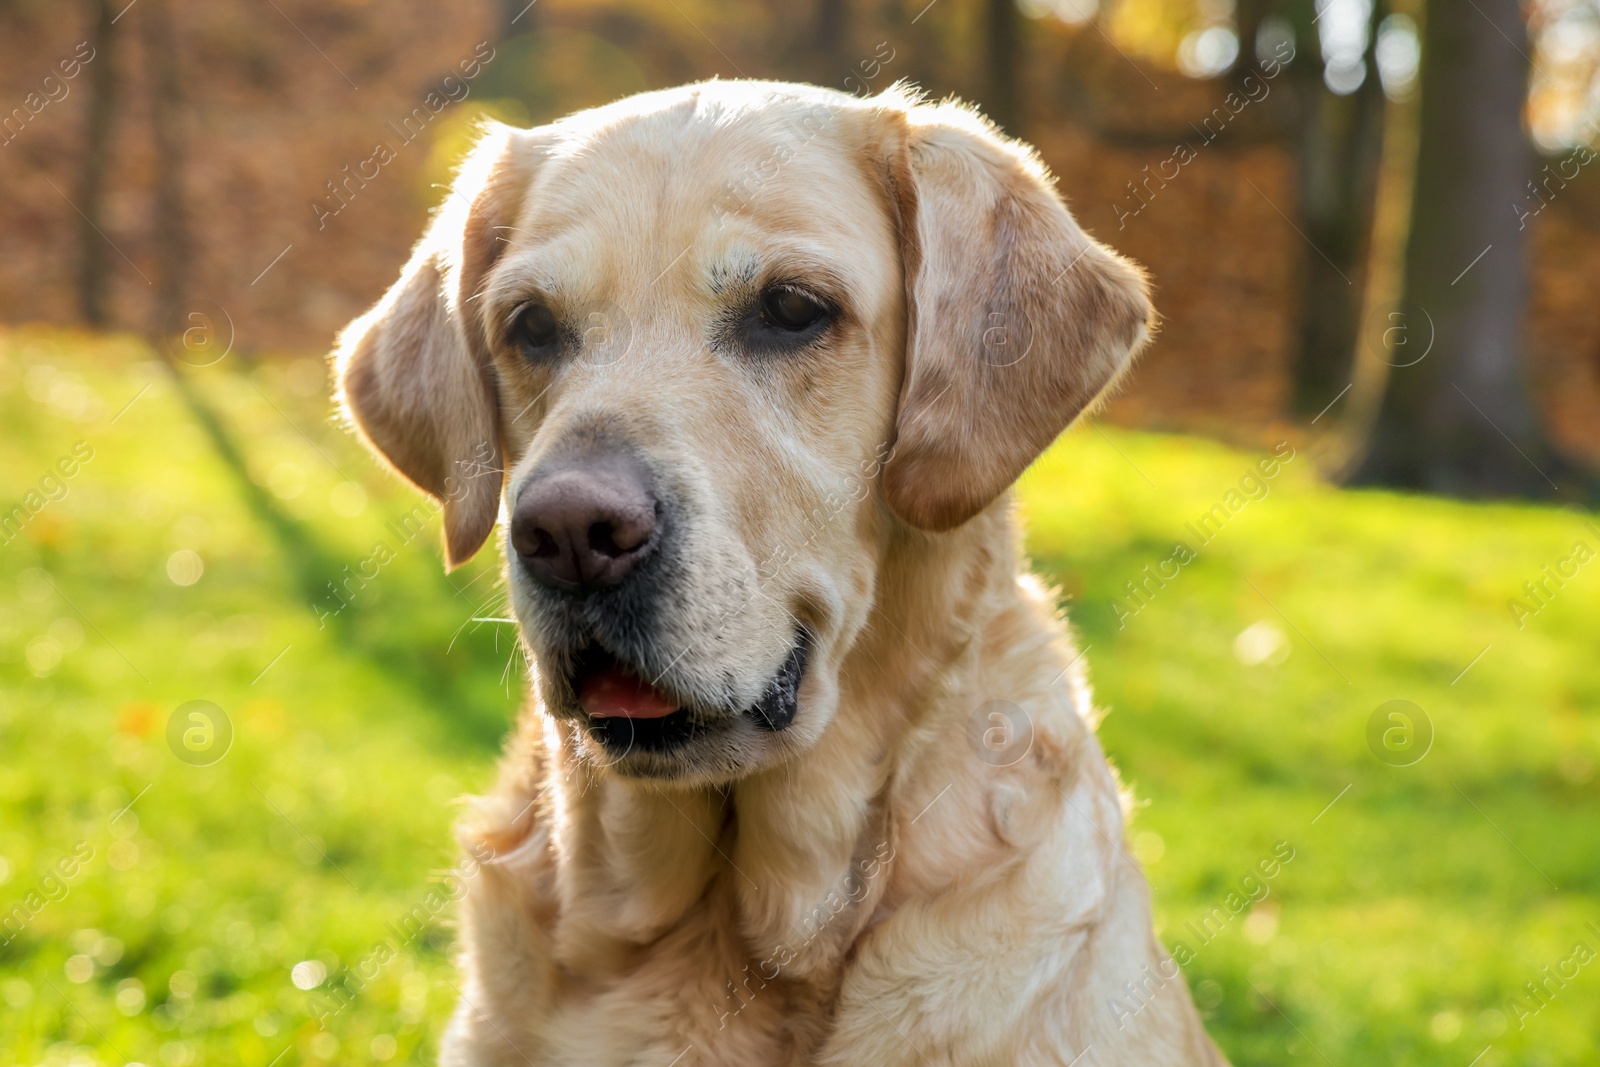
[0,0,1596,1065]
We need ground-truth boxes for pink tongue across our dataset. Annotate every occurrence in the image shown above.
[579,665,680,719]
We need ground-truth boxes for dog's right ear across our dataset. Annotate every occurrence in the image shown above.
[334,123,539,570]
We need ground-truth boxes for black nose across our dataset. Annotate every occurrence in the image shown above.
[511,453,659,591]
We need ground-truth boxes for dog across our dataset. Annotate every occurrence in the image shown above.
[335,79,1225,1066]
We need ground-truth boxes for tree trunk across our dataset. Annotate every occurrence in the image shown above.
[497,0,536,39]
[77,0,120,327]
[807,0,849,87]
[144,0,190,334]
[983,0,1019,134]
[1287,0,1387,415]
[1347,0,1580,495]
[1230,0,1269,83]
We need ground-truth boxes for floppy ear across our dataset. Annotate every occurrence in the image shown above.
[334,123,537,569]
[879,101,1154,531]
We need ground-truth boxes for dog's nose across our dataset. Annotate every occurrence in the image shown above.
[511,454,659,591]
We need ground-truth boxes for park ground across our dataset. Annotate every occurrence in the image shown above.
[0,327,1596,1066]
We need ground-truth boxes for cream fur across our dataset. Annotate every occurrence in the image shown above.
[334,79,1226,1066]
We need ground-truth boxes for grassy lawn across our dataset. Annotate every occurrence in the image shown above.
[0,327,1595,1066]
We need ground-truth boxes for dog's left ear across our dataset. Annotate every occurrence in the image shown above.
[877,100,1154,532]
[334,123,539,569]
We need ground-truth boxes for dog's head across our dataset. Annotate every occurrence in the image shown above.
[336,81,1150,783]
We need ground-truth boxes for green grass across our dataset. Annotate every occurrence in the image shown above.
[1,327,1596,1066]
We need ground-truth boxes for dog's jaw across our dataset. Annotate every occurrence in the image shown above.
[525,626,814,782]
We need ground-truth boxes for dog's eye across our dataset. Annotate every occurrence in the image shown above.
[512,303,561,353]
[759,287,828,332]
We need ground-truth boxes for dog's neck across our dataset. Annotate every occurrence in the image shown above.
[726,501,1033,957]
[521,498,1041,985]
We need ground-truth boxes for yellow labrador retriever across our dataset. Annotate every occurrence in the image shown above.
[336,80,1224,1066]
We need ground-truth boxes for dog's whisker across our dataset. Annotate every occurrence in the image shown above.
[449,589,516,654]
[500,640,524,693]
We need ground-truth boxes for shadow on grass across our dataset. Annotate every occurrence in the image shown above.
[167,361,513,753]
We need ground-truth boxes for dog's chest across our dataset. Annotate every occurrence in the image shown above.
[548,943,836,1066]
[456,860,848,1066]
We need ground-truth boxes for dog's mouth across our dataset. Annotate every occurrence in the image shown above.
[569,633,809,758]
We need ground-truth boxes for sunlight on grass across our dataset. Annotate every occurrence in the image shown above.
[1019,424,1600,1065]
[1,327,1596,1065]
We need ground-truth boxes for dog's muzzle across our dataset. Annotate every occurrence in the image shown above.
[508,442,809,763]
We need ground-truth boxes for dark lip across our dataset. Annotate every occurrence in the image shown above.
[745,630,808,732]
[584,705,710,756]
[569,632,810,758]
